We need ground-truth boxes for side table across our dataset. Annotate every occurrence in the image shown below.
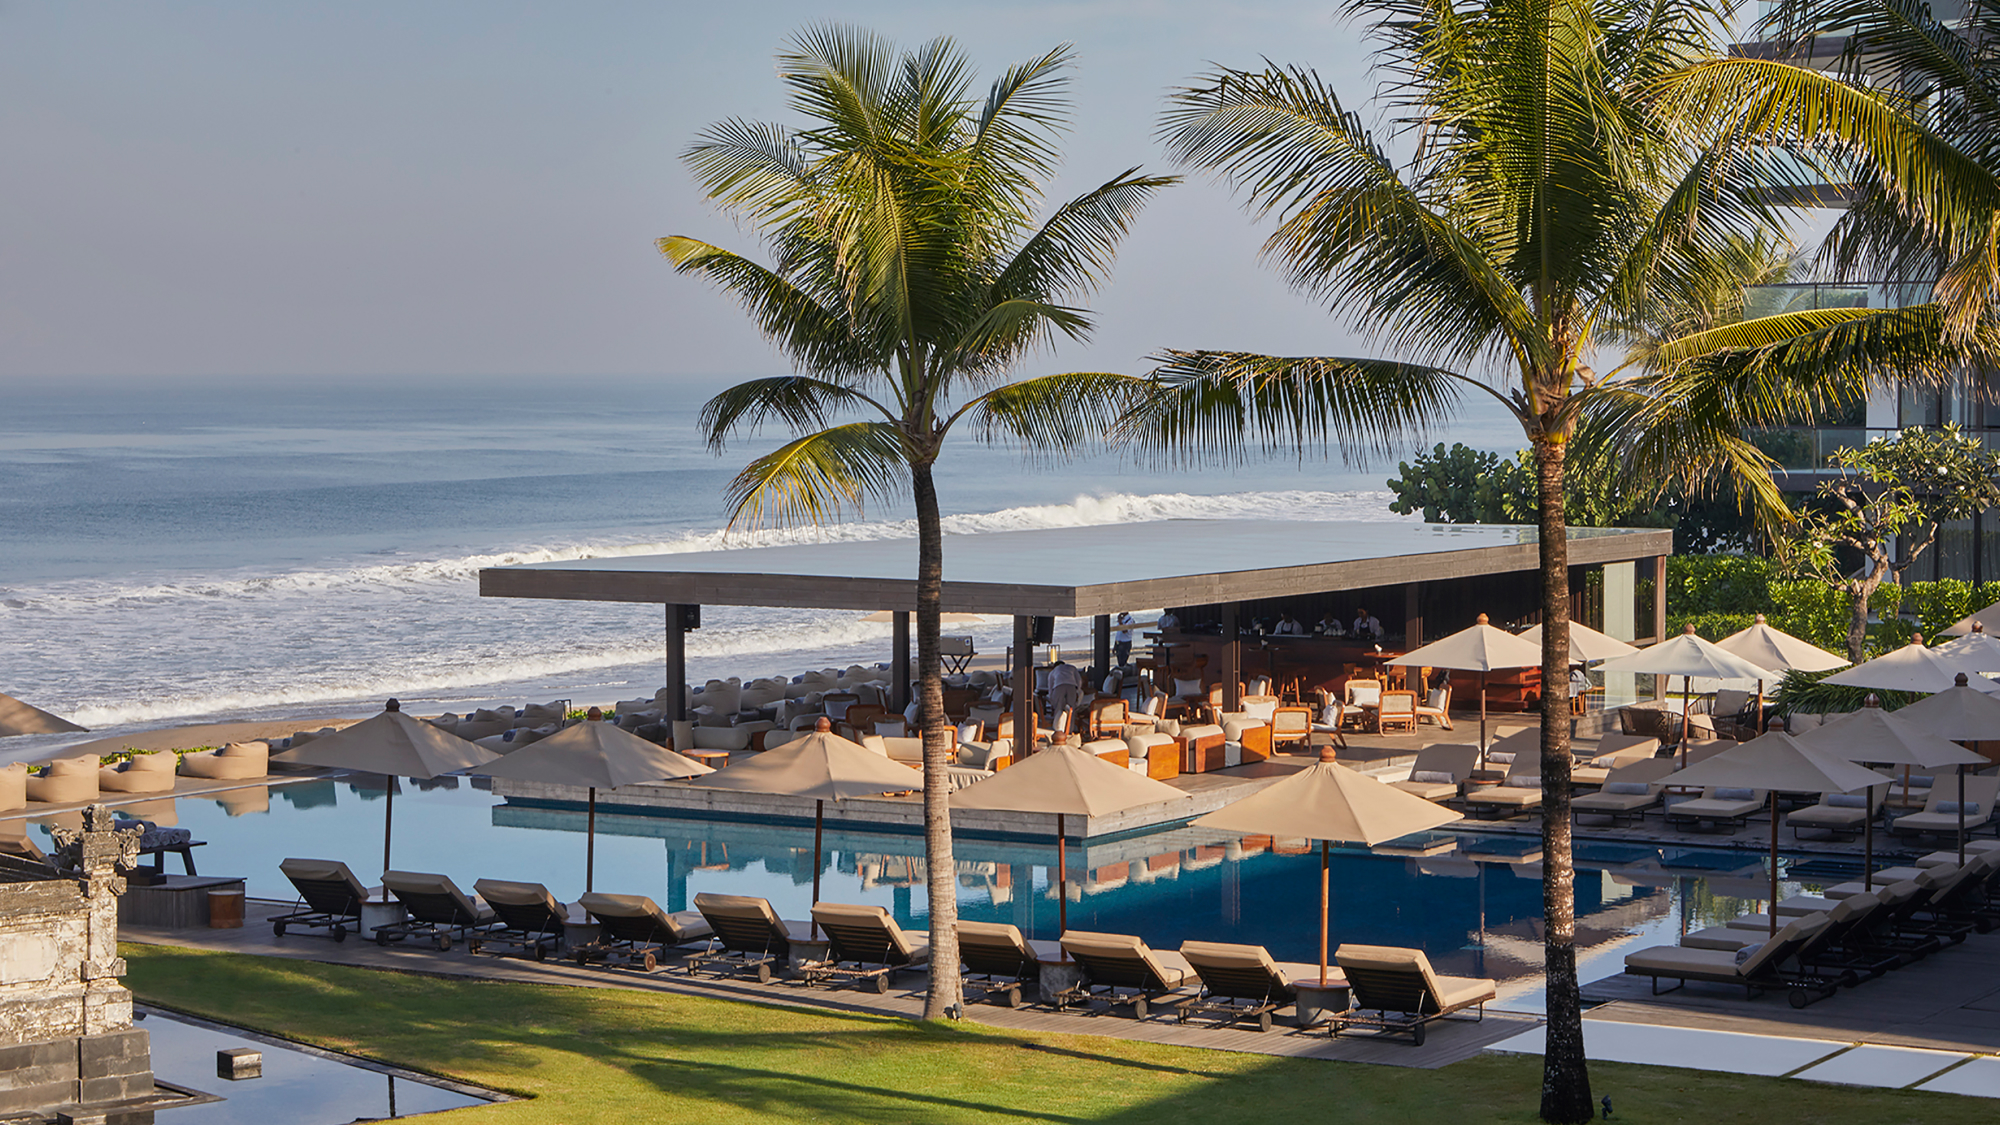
[1293,977,1350,1027]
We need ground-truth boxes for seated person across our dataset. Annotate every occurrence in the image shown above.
[1316,612,1345,636]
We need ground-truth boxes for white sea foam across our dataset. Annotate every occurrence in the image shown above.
[4,488,1404,731]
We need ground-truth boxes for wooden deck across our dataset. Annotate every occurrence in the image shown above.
[126,899,1538,1070]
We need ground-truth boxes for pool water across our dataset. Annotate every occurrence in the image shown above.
[11,778,1895,989]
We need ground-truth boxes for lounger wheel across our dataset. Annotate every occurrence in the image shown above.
[531,944,545,962]
[873,975,890,995]
[574,951,590,966]
[1952,931,1969,945]
[332,924,346,943]
[273,920,287,937]
[1257,1012,1274,1033]
[436,934,453,952]
[376,932,390,947]
[1411,1023,1425,1047]
[468,940,483,955]
[756,964,772,984]
[1004,986,1021,1009]
[642,952,657,973]
[1788,989,1810,1009]
[1132,998,1147,1019]
[1839,970,1860,988]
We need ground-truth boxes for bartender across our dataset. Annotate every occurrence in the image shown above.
[1317,611,1345,636]
[1352,607,1386,640]
[1157,608,1180,632]
[1273,612,1305,636]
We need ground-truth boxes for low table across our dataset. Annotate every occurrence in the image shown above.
[685,750,732,768]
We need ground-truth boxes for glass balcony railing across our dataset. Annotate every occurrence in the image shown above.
[1743,281,1934,319]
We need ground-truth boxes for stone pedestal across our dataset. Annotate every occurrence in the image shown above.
[1293,979,1350,1027]
[361,899,408,937]
[1038,957,1084,1004]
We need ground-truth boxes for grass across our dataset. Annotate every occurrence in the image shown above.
[124,943,1988,1124]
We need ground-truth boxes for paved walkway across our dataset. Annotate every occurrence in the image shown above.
[126,899,1537,1071]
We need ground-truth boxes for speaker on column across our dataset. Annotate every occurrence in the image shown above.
[1031,616,1054,644]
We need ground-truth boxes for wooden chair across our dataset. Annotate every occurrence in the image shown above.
[1377,691,1418,734]
[1269,706,1313,753]
[1415,683,1453,731]
[1085,697,1130,741]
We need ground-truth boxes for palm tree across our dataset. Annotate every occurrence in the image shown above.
[659,25,1172,1020]
[1122,0,1962,1117]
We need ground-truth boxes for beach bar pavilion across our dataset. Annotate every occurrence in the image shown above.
[480,520,1671,741]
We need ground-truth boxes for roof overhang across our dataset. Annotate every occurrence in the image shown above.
[479,520,1671,618]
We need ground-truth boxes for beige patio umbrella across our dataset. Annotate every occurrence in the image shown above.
[1388,614,1543,753]
[694,720,923,921]
[270,702,499,893]
[1795,699,1984,883]
[951,743,1189,937]
[1821,637,1999,694]
[1666,732,1888,935]
[0,692,86,737]
[1946,600,2000,637]
[1714,614,1849,735]
[469,719,712,891]
[1594,626,1780,760]
[1936,624,2000,675]
[1888,674,2000,864]
[1192,746,1463,986]
[1518,620,1640,663]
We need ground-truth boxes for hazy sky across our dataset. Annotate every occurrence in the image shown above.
[3,2,1401,381]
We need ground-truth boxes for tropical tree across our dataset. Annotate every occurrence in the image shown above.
[1120,0,1965,1117]
[1779,425,2000,660]
[659,26,1172,1020]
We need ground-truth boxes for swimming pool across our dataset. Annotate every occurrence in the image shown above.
[11,778,1894,991]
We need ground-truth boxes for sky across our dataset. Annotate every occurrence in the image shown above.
[1,1,1402,382]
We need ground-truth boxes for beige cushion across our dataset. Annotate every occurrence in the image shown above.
[179,741,269,779]
[27,755,100,803]
[690,726,753,752]
[100,753,179,793]
[0,763,26,811]
[1081,738,1127,759]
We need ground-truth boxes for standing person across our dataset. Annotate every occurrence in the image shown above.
[1157,607,1180,632]
[1113,611,1137,668]
[1352,608,1385,641]
[1317,611,1345,636]
[1273,612,1305,636]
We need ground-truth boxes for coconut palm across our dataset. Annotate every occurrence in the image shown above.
[1122,0,1963,1116]
[659,25,1171,1020]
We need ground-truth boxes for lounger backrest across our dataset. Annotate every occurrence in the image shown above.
[1335,944,1448,1015]
[1604,759,1674,788]
[1921,774,2000,816]
[1411,744,1481,782]
[1737,915,1822,977]
[1700,787,1768,803]
[472,879,564,932]
[810,902,918,966]
[958,921,1035,978]
[382,870,483,926]
[1059,931,1177,990]
[693,892,790,954]
[579,891,683,944]
[1180,941,1291,1002]
[280,858,367,918]
[1594,733,1660,759]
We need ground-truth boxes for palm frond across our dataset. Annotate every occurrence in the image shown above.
[700,376,886,451]
[992,169,1180,307]
[1116,350,1481,465]
[1638,306,1889,369]
[962,371,1147,455]
[658,237,882,377]
[722,422,909,529]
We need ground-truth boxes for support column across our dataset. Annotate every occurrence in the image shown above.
[1092,614,1111,687]
[1403,582,1424,649]
[1013,615,1034,757]
[665,603,688,721]
[1651,554,1670,700]
[1222,603,1241,712]
[892,611,911,712]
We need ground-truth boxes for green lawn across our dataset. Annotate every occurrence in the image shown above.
[124,944,1986,1123]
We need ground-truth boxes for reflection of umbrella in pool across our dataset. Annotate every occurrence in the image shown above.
[1192,746,1462,986]
[270,703,498,897]
[1594,627,1779,761]
[1795,698,1983,884]
[1822,638,2000,695]
[1886,674,2000,864]
[1665,732,1886,936]
[693,721,922,927]
[0,691,86,737]
[951,743,1188,938]
[1713,615,1849,734]
[468,719,712,891]
[1388,614,1542,754]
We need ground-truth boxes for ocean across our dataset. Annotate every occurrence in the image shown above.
[0,374,1519,759]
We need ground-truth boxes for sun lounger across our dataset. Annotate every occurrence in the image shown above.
[689,892,810,983]
[1699,891,1895,981]
[1179,941,1314,1032]
[272,858,369,943]
[959,921,1055,1008]
[469,878,567,961]
[799,903,931,993]
[1054,931,1192,1018]
[1916,840,2000,867]
[1623,912,1840,1007]
[1330,944,1496,1046]
[1569,737,1660,787]
[1787,787,1885,841]
[1892,775,2000,838]
[373,870,498,951]
[571,892,713,972]
[1570,759,1674,826]
[1463,768,1543,820]
[1665,786,1768,831]
[1389,744,1480,803]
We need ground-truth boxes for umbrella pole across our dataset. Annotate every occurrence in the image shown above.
[1960,766,1968,866]
[1479,672,1489,762]
[1057,813,1068,939]
[1864,789,1875,892]
[1768,790,1780,939]
[1319,839,1331,987]
[1681,674,1691,753]
[1755,679,1765,736]
[586,787,597,893]
[382,779,394,901]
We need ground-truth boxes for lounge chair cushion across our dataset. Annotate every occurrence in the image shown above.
[179,741,270,780]
[1411,770,1454,785]
[1335,943,1495,1012]
[1603,781,1650,795]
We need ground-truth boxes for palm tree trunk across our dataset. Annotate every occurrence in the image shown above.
[911,461,963,1020]
[1533,435,1592,1124]
[1846,582,1872,664]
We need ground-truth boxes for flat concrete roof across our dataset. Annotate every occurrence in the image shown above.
[479,520,1671,618]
